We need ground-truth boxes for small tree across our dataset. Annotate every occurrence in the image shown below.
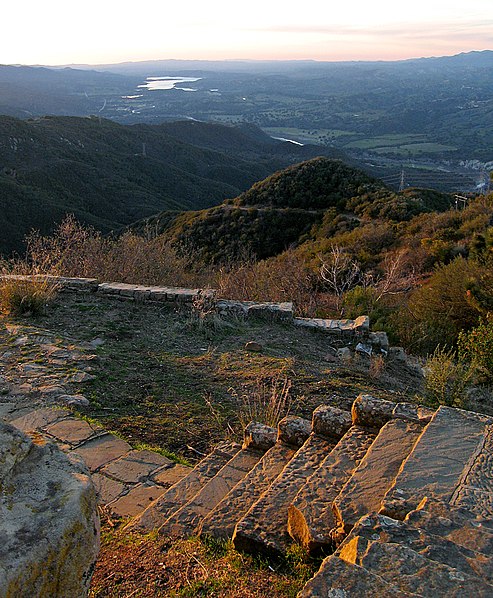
[320,246,361,313]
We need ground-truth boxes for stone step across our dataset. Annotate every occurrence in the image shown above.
[198,441,297,540]
[404,499,493,556]
[341,513,493,583]
[451,423,493,518]
[127,440,240,532]
[331,417,424,540]
[233,407,352,557]
[338,536,493,597]
[287,425,377,553]
[298,555,414,598]
[157,446,265,537]
[381,406,493,520]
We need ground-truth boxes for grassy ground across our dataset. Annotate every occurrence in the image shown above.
[1,292,424,597]
[91,512,318,598]
[28,293,421,462]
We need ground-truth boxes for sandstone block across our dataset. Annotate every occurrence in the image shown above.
[233,433,336,557]
[158,447,263,537]
[243,421,277,451]
[128,441,239,532]
[288,425,376,552]
[311,404,352,439]
[405,500,493,556]
[351,394,395,429]
[278,415,311,447]
[339,536,493,597]
[0,421,99,597]
[342,513,493,582]
[199,441,296,540]
[298,555,409,598]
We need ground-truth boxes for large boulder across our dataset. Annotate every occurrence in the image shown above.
[0,420,99,597]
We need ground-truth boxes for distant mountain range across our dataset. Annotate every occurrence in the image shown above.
[0,116,343,254]
[1,51,491,165]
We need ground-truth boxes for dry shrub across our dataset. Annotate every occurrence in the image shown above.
[368,354,386,380]
[218,251,319,316]
[423,346,472,408]
[24,216,215,288]
[237,375,295,429]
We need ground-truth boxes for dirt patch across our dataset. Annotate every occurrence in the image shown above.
[91,512,316,598]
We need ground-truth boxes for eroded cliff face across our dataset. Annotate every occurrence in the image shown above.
[0,421,99,598]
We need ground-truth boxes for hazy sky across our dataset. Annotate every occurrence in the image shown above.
[2,0,492,65]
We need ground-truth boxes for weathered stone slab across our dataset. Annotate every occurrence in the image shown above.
[339,536,493,597]
[342,513,493,583]
[71,433,131,472]
[382,406,492,520]
[159,447,263,537]
[405,501,493,556]
[0,421,99,597]
[298,555,410,598]
[451,424,493,518]
[199,441,297,540]
[332,418,423,537]
[128,441,240,532]
[100,449,173,484]
[233,433,336,557]
[216,300,293,321]
[288,425,376,552]
[392,402,435,424]
[45,417,103,446]
[108,483,168,518]
[92,472,127,504]
[153,463,191,487]
[10,407,70,433]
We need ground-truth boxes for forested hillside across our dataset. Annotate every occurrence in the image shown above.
[0,116,341,254]
[132,158,453,263]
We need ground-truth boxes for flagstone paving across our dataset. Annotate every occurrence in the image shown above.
[0,321,191,519]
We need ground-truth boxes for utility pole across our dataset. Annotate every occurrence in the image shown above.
[454,194,468,210]
[398,169,405,192]
[142,142,147,158]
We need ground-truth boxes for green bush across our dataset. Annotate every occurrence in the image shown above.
[458,318,493,382]
[423,346,471,408]
[400,257,488,353]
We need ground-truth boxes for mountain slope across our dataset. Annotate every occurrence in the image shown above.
[131,157,453,264]
[0,116,342,254]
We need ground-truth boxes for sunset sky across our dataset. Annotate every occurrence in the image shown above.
[2,0,492,65]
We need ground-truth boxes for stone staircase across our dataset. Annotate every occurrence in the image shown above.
[124,394,493,596]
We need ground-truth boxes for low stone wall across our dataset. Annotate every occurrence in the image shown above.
[1,275,388,352]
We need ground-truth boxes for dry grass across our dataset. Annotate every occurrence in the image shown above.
[0,260,59,316]
[217,252,322,317]
[236,374,298,429]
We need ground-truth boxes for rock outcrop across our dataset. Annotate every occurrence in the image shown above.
[0,421,99,597]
